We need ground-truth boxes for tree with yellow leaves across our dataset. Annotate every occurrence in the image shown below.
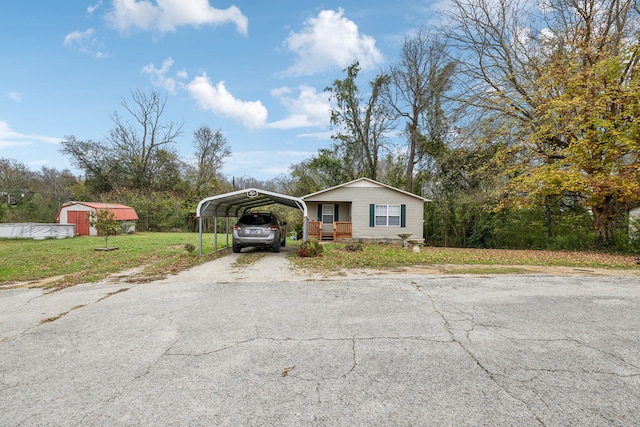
[445,0,640,247]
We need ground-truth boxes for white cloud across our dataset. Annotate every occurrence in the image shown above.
[0,121,59,149]
[268,84,331,129]
[282,8,383,76]
[87,1,102,14]
[63,28,108,58]
[187,73,268,129]
[141,57,187,93]
[295,130,333,140]
[8,92,21,102]
[106,0,248,35]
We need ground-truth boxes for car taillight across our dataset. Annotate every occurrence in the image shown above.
[269,225,278,230]
[233,225,240,230]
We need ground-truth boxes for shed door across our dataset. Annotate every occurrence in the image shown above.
[68,211,90,236]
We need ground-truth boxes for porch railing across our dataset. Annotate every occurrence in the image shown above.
[307,220,352,241]
[308,220,322,240]
[333,221,352,241]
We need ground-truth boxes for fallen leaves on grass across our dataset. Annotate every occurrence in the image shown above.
[291,244,640,271]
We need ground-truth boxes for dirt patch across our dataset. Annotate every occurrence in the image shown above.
[0,275,68,290]
[1,266,154,290]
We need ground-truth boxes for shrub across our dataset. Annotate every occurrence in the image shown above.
[343,243,363,252]
[89,208,121,249]
[297,240,323,258]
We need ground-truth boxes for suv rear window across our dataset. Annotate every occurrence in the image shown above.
[240,214,274,226]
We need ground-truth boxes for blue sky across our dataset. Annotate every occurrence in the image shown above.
[0,1,444,181]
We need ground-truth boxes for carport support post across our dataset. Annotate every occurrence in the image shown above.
[226,217,229,250]
[214,216,218,252]
[303,216,309,242]
[198,214,203,256]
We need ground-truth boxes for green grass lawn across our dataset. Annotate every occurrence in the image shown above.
[0,232,230,288]
[2,235,638,289]
[290,242,640,271]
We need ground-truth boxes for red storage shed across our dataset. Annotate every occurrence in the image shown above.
[56,202,138,236]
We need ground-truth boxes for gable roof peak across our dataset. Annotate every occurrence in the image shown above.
[302,177,430,202]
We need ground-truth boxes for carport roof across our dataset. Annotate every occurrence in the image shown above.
[196,188,308,218]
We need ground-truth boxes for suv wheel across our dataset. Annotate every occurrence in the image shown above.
[232,243,241,253]
[272,241,281,253]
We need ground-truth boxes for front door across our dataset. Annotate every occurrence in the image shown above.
[321,204,334,237]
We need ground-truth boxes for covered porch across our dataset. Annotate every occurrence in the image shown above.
[307,201,353,242]
[308,220,352,241]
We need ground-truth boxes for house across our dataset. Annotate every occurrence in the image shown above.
[56,202,139,236]
[301,178,429,242]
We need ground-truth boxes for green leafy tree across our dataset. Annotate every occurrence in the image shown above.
[515,46,640,246]
[89,208,121,249]
[444,0,640,247]
[58,137,114,193]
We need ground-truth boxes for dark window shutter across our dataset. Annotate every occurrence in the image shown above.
[317,204,322,221]
[370,204,375,227]
[334,204,339,221]
[401,204,406,228]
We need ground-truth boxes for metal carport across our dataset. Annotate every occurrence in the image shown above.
[195,188,309,256]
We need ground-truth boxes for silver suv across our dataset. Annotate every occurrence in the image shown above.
[232,212,287,253]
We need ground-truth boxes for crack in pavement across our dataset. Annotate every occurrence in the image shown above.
[521,366,640,378]
[421,288,547,426]
[564,336,640,372]
[77,337,182,425]
[473,325,640,376]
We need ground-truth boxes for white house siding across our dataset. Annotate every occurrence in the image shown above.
[352,187,423,240]
[304,181,426,241]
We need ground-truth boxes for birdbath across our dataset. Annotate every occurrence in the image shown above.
[406,238,424,253]
[397,233,412,249]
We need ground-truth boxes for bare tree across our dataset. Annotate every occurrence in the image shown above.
[36,166,77,203]
[107,89,184,190]
[387,28,456,193]
[326,61,395,181]
[0,158,32,205]
[61,90,184,193]
[189,125,231,196]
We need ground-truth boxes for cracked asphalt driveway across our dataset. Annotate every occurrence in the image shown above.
[1,250,639,426]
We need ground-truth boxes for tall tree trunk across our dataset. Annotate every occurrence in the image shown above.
[592,196,615,248]
[405,124,418,192]
[544,196,553,238]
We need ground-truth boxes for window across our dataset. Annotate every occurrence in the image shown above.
[322,204,334,224]
[375,204,401,227]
